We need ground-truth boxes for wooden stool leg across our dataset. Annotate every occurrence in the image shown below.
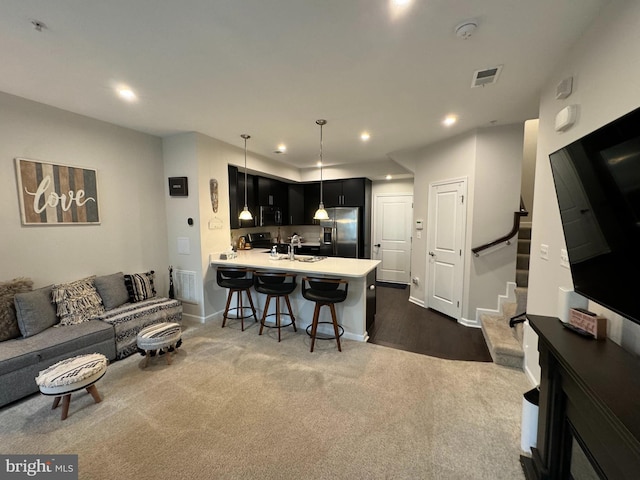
[52,396,61,410]
[246,289,258,322]
[284,295,297,332]
[143,351,151,368]
[86,384,102,403]
[330,303,342,352]
[259,296,271,336]
[60,394,71,421]
[310,303,321,352]
[238,290,245,331]
[276,296,281,342]
[222,289,234,328]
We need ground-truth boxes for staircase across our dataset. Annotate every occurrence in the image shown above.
[480,225,531,369]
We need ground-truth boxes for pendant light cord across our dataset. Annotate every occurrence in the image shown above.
[319,122,323,204]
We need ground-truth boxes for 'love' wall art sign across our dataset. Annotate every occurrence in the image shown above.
[15,158,100,225]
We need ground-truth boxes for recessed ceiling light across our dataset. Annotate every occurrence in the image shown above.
[389,0,412,19]
[116,87,137,102]
[443,115,457,127]
[275,144,287,154]
[360,131,371,141]
[385,174,392,180]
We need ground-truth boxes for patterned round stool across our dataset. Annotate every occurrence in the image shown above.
[136,322,182,368]
[35,353,108,421]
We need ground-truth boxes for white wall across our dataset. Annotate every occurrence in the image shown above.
[409,125,524,322]
[410,131,477,308]
[468,125,524,320]
[525,0,640,384]
[0,92,168,290]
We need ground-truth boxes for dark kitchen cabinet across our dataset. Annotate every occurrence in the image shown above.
[288,183,305,225]
[228,165,257,229]
[257,176,288,208]
[322,179,367,207]
[303,182,321,225]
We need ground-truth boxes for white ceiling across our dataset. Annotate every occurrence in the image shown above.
[0,0,606,177]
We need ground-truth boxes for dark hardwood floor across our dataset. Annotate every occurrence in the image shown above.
[368,285,492,362]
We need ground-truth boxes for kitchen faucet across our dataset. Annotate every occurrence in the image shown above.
[289,234,301,260]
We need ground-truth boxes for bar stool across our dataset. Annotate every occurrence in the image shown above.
[216,267,258,331]
[302,277,348,352]
[253,272,298,341]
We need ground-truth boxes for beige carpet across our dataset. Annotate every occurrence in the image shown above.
[1,318,531,479]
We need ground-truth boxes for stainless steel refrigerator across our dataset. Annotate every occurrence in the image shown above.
[320,207,360,258]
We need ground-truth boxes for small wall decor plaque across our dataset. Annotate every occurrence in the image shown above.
[168,176,188,196]
[15,158,100,225]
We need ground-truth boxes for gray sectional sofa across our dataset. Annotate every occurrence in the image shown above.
[0,272,182,407]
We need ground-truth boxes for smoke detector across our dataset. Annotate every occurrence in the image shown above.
[455,20,478,40]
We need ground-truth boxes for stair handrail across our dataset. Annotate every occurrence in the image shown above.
[471,201,529,257]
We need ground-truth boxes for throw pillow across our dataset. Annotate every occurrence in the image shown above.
[52,277,106,326]
[0,277,34,341]
[124,271,156,303]
[94,272,130,310]
[14,286,58,337]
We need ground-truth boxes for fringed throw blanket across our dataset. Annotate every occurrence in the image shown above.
[97,297,182,359]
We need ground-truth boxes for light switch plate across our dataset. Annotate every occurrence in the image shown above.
[560,249,569,268]
[540,244,549,261]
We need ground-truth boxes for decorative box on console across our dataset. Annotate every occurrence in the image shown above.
[569,308,607,339]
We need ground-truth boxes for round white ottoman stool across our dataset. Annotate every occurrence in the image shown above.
[136,322,182,368]
[35,353,108,421]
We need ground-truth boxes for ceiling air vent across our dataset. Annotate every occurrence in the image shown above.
[471,65,503,88]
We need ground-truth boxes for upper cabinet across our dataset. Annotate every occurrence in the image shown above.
[228,165,258,229]
[229,168,371,228]
[288,183,305,226]
[322,178,368,208]
[257,176,288,208]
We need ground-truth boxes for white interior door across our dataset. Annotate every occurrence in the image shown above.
[427,179,466,319]
[373,194,413,284]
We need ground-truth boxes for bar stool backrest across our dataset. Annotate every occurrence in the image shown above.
[302,277,348,302]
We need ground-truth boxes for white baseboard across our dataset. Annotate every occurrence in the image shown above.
[475,281,517,324]
[408,296,425,307]
[459,317,481,328]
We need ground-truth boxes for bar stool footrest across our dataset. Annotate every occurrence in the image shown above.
[261,312,296,329]
[306,322,344,341]
[225,306,257,320]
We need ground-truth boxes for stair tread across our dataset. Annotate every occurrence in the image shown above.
[480,314,524,358]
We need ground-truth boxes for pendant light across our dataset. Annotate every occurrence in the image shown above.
[313,119,330,221]
[238,134,253,221]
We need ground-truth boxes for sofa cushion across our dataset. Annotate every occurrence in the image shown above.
[52,277,106,326]
[94,272,129,310]
[14,286,58,338]
[0,319,115,377]
[0,277,34,341]
[124,271,156,302]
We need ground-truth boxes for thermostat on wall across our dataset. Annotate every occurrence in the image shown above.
[555,105,578,132]
[415,219,424,230]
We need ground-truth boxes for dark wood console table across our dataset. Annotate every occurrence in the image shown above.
[524,315,640,479]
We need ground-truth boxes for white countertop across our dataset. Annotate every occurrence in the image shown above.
[210,250,379,278]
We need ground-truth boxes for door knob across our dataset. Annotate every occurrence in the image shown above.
[374,244,381,248]
[428,251,435,257]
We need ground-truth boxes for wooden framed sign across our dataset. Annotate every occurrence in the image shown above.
[15,158,100,225]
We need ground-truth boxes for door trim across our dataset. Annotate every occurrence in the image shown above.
[372,192,413,284]
[425,177,467,322]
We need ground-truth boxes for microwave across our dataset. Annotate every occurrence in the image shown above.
[259,206,282,226]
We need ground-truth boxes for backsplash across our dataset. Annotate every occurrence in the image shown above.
[231,225,322,248]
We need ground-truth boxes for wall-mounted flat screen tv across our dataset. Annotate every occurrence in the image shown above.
[549,106,640,325]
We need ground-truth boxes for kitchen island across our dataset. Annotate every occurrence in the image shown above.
[210,250,380,342]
